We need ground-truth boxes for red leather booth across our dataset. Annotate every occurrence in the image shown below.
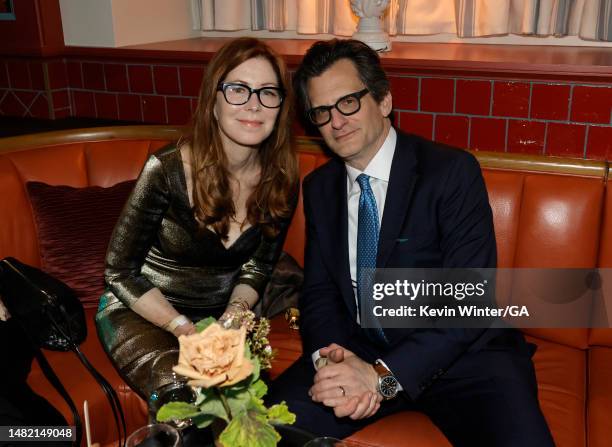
[0,126,610,447]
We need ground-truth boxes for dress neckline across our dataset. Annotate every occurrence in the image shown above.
[174,146,258,251]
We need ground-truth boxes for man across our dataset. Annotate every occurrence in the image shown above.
[267,39,554,446]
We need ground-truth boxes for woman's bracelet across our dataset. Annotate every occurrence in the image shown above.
[227,299,250,312]
[163,314,190,333]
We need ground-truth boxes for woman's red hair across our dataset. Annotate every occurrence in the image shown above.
[183,38,298,239]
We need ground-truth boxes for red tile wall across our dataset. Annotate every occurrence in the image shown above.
[0,57,68,121]
[1,56,611,162]
[385,75,611,161]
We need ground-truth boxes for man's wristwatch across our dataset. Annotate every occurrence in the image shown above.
[374,360,399,400]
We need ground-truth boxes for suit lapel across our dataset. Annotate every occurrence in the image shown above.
[377,132,419,268]
[320,160,357,319]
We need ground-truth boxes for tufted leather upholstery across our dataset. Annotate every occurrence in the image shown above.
[1,126,610,446]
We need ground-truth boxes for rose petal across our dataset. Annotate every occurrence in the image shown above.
[172,322,253,388]
[232,326,246,369]
[222,358,253,386]
[187,374,227,388]
[173,364,207,380]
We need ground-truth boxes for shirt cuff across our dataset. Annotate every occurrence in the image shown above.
[377,358,404,392]
[312,348,333,370]
[311,349,320,366]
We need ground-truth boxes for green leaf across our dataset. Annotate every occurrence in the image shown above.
[219,411,280,447]
[156,401,201,423]
[236,341,259,384]
[247,394,267,415]
[224,387,251,418]
[250,380,268,399]
[249,355,261,383]
[194,386,215,406]
[242,345,260,384]
[195,316,217,332]
[198,395,230,422]
[266,403,296,426]
[192,413,216,429]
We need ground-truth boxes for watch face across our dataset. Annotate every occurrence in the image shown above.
[380,375,398,398]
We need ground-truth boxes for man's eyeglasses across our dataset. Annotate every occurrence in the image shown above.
[306,88,370,126]
[217,82,285,109]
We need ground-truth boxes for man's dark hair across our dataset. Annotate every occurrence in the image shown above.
[293,39,390,111]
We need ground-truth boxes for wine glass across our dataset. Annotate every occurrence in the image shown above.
[126,423,182,447]
[148,349,196,428]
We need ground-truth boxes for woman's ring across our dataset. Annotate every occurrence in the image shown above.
[339,386,346,397]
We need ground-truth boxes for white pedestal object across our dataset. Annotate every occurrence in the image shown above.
[350,0,391,52]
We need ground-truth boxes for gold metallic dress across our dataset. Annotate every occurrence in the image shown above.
[95,145,290,399]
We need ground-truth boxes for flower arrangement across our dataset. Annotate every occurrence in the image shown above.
[156,311,295,447]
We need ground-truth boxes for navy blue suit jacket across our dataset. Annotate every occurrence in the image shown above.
[299,130,505,400]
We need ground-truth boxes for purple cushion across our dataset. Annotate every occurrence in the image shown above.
[26,180,135,308]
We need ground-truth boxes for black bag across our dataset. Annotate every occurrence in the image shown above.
[0,257,86,350]
[255,251,303,318]
[0,257,127,447]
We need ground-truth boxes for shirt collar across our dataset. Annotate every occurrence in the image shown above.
[346,127,397,187]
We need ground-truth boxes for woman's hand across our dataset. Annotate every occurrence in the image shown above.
[219,311,233,325]
[219,310,241,329]
[173,321,196,337]
[219,300,250,328]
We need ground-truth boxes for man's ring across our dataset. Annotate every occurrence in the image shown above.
[339,386,346,397]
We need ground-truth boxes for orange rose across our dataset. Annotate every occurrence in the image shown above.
[173,323,253,388]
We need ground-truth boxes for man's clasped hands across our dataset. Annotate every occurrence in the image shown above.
[309,344,383,420]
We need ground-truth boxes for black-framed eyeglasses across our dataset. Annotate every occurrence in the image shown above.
[217,82,285,109]
[306,88,370,126]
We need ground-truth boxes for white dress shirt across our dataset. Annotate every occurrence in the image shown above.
[346,127,397,317]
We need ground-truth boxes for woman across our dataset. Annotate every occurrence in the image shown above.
[95,38,298,399]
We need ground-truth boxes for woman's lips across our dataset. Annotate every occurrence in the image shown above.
[238,119,263,127]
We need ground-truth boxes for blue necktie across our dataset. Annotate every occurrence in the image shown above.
[356,174,388,346]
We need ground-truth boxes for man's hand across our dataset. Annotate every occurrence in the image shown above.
[309,344,382,419]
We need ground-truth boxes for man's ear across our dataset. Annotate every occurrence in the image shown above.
[380,91,393,118]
